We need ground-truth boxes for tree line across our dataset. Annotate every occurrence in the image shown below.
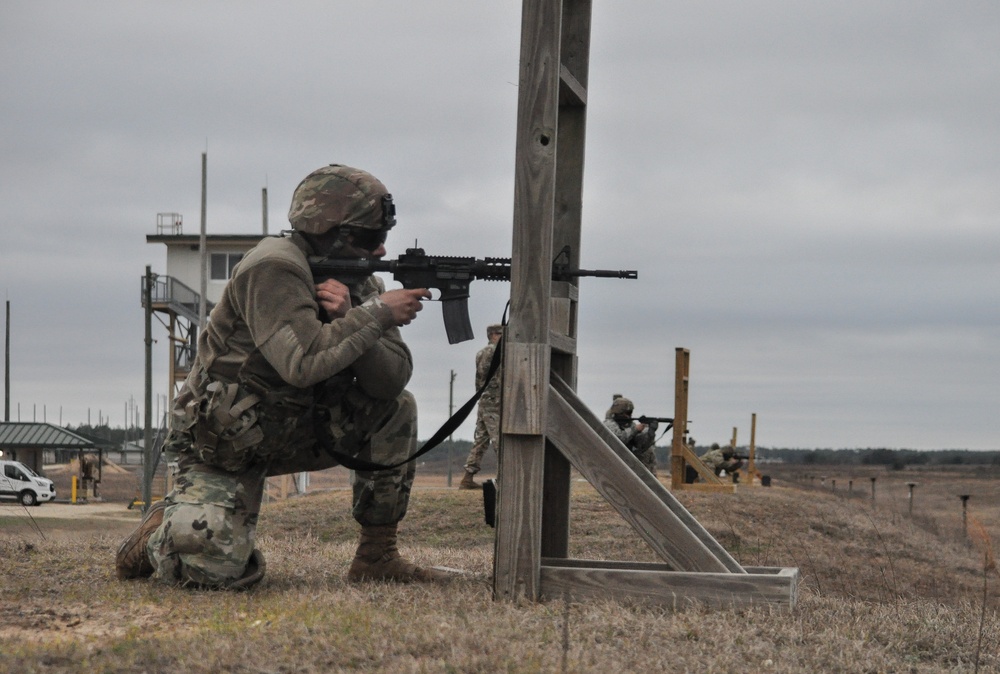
[739,447,1000,469]
[67,424,998,471]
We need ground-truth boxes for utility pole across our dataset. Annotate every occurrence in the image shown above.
[4,300,9,421]
[143,265,154,512]
[262,186,269,235]
[198,151,208,329]
[448,369,456,487]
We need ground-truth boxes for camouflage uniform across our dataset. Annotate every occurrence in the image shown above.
[603,396,657,476]
[699,443,742,476]
[463,330,502,475]
[147,220,418,588]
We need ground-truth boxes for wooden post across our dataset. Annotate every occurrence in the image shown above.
[906,482,917,515]
[748,413,757,481]
[667,348,733,493]
[495,0,570,602]
[670,348,690,490]
[490,0,797,610]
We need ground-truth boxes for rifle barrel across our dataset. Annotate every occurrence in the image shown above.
[569,268,638,279]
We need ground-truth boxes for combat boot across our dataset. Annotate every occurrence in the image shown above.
[458,470,480,490]
[347,524,453,583]
[115,500,167,580]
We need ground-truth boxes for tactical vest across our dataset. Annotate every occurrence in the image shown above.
[166,236,323,472]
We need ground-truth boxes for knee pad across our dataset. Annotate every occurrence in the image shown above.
[151,498,257,588]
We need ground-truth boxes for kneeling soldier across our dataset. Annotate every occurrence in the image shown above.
[116,164,449,588]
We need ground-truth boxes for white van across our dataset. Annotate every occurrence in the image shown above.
[0,460,56,506]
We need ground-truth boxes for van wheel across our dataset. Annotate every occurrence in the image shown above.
[20,491,37,507]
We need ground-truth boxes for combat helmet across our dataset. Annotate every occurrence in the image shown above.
[287,164,396,237]
[609,396,634,416]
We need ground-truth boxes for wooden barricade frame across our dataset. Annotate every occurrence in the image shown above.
[492,0,796,610]
[670,348,737,494]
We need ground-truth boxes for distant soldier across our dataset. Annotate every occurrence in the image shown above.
[699,442,743,477]
[603,396,658,476]
[79,452,98,498]
[80,452,97,481]
[460,324,504,489]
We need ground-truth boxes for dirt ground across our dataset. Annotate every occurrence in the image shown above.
[0,501,137,520]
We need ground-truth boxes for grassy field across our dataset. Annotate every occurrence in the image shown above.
[1,465,997,672]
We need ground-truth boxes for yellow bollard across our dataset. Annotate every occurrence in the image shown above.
[71,475,78,503]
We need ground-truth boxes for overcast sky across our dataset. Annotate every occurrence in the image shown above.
[1,2,997,450]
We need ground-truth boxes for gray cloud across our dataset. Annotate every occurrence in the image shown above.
[1,1,996,449]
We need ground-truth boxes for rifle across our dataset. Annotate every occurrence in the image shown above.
[630,415,673,426]
[309,245,637,344]
[628,415,674,434]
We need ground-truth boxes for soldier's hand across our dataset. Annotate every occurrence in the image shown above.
[635,423,647,432]
[381,288,431,326]
[315,278,353,319]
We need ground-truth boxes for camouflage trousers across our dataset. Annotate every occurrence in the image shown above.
[147,387,418,588]
[632,445,658,476]
[463,402,500,474]
[629,430,658,477]
[714,458,743,476]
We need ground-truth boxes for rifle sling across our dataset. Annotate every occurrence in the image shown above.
[315,335,504,472]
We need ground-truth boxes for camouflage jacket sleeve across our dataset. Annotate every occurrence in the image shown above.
[603,418,638,448]
[631,425,656,452]
[229,253,405,390]
[699,449,723,470]
[346,276,413,399]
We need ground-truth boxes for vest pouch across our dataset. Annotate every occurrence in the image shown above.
[189,381,266,472]
[252,384,318,462]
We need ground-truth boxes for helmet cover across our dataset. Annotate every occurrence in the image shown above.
[288,164,395,235]
[609,397,634,416]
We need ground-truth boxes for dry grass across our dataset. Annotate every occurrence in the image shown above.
[1,468,998,673]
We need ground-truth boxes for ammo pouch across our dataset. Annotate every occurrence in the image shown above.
[173,374,315,472]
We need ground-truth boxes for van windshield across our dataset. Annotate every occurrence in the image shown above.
[14,462,39,478]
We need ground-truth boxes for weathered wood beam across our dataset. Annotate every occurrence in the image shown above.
[551,373,745,572]
[495,0,563,602]
[546,381,742,573]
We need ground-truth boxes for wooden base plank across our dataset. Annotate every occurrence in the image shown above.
[540,559,799,610]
